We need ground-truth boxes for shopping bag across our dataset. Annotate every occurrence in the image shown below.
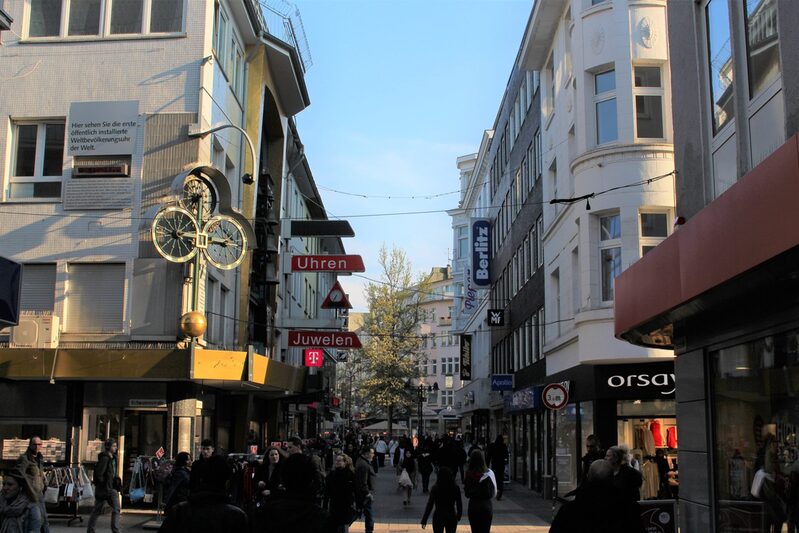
[751,468,773,498]
[44,486,60,504]
[398,469,413,489]
[129,487,146,502]
[79,467,94,501]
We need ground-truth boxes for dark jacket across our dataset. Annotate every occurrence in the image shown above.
[612,465,643,503]
[93,450,118,499]
[421,483,463,525]
[325,468,356,526]
[254,461,284,500]
[354,456,375,506]
[164,466,191,511]
[581,449,605,482]
[189,455,211,492]
[159,490,248,533]
[259,494,335,533]
[464,471,495,502]
[17,452,44,502]
[487,441,509,472]
[550,479,644,533]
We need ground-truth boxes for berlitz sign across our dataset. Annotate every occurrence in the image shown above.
[291,255,365,273]
[288,330,362,349]
[471,219,491,286]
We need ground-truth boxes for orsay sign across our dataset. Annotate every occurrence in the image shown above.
[607,373,675,395]
[595,362,676,398]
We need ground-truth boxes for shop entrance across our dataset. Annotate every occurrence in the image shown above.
[121,409,167,507]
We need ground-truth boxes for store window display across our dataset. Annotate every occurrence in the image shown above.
[713,332,799,533]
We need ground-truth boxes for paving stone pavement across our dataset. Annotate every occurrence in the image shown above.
[46,463,553,532]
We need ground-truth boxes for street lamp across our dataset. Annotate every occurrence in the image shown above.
[407,380,438,438]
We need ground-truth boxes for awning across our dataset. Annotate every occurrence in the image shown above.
[0,346,305,394]
[615,135,799,348]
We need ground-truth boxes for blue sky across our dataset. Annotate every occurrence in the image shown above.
[290,0,533,310]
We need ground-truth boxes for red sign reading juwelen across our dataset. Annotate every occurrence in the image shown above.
[291,255,365,272]
[288,330,363,349]
[304,349,324,367]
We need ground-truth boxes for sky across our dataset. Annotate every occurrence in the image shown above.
[288,0,533,310]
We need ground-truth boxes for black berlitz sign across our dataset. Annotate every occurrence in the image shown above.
[471,219,491,286]
[460,334,472,381]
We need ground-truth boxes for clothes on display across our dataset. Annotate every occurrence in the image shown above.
[634,422,657,456]
[641,458,660,500]
[666,427,678,449]
[650,421,664,448]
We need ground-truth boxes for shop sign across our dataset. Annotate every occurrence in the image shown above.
[304,348,324,367]
[596,362,676,398]
[291,255,365,272]
[471,219,491,286]
[460,334,472,380]
[542,382,569,410]
[491,374,514,391]
[639,500,676,533]
[503,386,540,412]
[155,447,165,459]
[462,268,476,314]
[487,309,504,327]
[129,399,166,408]
[288,330,362,349]
[68,101,138,156]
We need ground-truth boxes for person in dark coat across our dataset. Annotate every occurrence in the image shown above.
[88,438,121,533]
[418,439,435,494]
[159,454,247,533]
[550,459,645,533]
[486,436,508,500]
[463,450,496,533]
[17,436,48,533]
[606,446,643,504]
[164,452,192,513]
[325,454,357,533]
[421,466,462,533]
[255,446,285,503]
[354,446,376,533]
[190,439,216,492]
[0,467,43,533]
[258,453,334,533]
[401,449,418,506]
[580,435,605,483]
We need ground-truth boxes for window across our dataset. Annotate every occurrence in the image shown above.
[457,226,468,259]
[545,56,555,117]
[26,0,183,38]
[534,129,542,180]
[640,212,669,256]
[431,359,437,375]
[206,277,218,343]
[600,214,621,301]
[594,69,618,144]
[10,122,65,200]
[442,391,454,406]
[634,66,665,138]
[536,216,544,268]
[706,0,734,133]
[65,264,125,333]
[20,264,57,312]
[427,390,438,405]
[536,306,545,360]
[744,0,780,98]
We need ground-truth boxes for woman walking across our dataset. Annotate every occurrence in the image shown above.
[400,449,418,506]
[420,466,462,533]
[164,452,192,514]
[0,468,42,533]
[326,454,357,533]
[255,446,285,501]
[463,450,496,533]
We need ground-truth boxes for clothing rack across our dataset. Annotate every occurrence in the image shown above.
[43,465,90,527]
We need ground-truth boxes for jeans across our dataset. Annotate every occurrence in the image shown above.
[39,499,49,533]
[362,497,374,533]
[376,452,385,467]
[87,489,120,533]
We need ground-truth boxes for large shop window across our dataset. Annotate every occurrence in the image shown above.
[1,420,68,463]
[713,331,799,533]
[65,263,125,333]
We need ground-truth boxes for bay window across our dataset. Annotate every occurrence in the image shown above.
[594,69,618,145]
[634,66,665,139]
[599,214,621,302]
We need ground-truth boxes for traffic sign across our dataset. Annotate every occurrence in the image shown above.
[291,255,365,273]
[288,330,363,349]
[304,348,324,367]
[542,383,569,410]
[321,281,352,310]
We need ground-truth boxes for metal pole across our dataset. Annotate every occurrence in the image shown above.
[418,387,423,438]
[191,199,204,311]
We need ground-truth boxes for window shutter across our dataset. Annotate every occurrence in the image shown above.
[66,264,125,332]
[21,264,56,313]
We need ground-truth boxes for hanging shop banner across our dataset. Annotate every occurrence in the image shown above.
[503,386,540,412]
[304,349,324,367]
[67,100,139,156]
[462,268,477,314]
[288,330,362,349]
[460,334,472,381]
[471,219,491,286]
[487,309,505,327]
[490,374,514,391]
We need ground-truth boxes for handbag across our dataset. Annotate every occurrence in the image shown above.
[79,466,94,501]
[44,486,60,504]
[129,487,146,502]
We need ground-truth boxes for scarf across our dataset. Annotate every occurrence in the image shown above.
[0,493,31,532]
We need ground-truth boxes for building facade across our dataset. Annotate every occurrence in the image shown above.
[0,0,340,506]
[615,1,799,531]
[519,0,675,496]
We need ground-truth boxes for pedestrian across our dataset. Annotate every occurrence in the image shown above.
[255,446,285,502]
[354,446,376,533]
[388,437,398,467]
[163,452,191,514]
[190,439,215,492]
[0,467,43,533]
[418,438,435,494]
[325,454,357,533]
[16,436,48,533]
[375,436,388,470]
[420,466,462,533]
[454,437,467,484]
[486,436,508,500]
[550,459,644,533]
[394,438,408,476]
[258,453,334,533]
[606,446,643,504]
[580,435,605,483]
[400,449,418,506]
[463,449,496,533]
[159,455,248,533]
[87,438,121,533]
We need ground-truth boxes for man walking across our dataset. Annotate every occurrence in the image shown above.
[374,436,388,471]
[87,438,121,533]
[18,436,49,533]
[355,446,376,533]
[190,439,215,491]
[487,435,509,500]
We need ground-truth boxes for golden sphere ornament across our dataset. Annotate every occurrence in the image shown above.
[179,311,207,338]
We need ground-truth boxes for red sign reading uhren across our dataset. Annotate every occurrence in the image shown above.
[288,330,362,349]
[291,255,365,272]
